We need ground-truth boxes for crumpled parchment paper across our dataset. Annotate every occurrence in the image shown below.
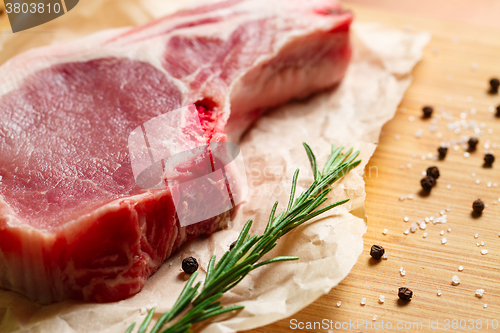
[0,1,430,332]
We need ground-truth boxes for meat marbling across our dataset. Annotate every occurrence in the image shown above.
[0,0,352,303]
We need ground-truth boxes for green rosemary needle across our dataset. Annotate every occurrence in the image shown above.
[126,143,361,333]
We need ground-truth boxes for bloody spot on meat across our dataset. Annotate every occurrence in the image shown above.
[195,98,219,138]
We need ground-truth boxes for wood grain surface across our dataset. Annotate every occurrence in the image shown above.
[250,4,500,333]
[1,2,500,333]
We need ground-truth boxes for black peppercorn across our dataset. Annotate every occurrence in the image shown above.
[468,137,479,151]
[489,78,500,94]
[421,176,435,192]
[182,257,199,274]
[484,153,495,166]
[229,240,237,250]
[472,199,485,214]
[496,105,500,118]
[422,106,433,118]
[398,287,413,301]
[370,244,385,260]
[438,147,448,159]
[426,166,440,179]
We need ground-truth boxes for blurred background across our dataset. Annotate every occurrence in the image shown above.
[0,0,498,63]
[341,0,499,28]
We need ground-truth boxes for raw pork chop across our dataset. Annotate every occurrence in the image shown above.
[0,0,352,303]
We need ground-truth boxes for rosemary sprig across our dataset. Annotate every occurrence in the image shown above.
[126,143,361,333]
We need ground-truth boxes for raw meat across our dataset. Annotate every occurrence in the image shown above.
[0,0,352,303]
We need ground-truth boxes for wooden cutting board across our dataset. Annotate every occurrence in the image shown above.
[250,4,500,333]
[1,3,499,332]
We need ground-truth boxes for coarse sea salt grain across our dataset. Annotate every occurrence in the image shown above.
[373,315,377,321]
[423,232,428,238]
[447,184,451,189]
[360,298,366,305]
[420,222,426,230]
[476,179,481,185]
[440,230,445,235]
[476,289,484,298]
[435,215,447,223]
[437,290,442,296]
[379,295,385,303]
[441,237,447,244]
[404,228,410,235]
[404,216,409,222]
[481,249,488,255]
[400,267,406,276]
[399,195,405,201]
[464,152,470,158]
[382,253,388,260]
[408,194,414,200]
[484,304,488,308]
[411,223,418,233]
[337,301,342,307]
[452,275,461,286]
[474,233,479,239]
[458,266,463,272]
[382,228,388,235]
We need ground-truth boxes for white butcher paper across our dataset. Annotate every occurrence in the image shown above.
[0,1,430,332]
